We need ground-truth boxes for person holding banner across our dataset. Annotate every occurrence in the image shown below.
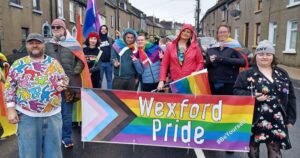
[5,33,69,158]
[206,25,246,95]
[157,24,204,90]
[83,32,101,88]
[111,28,142,90]
[234,40,296,158]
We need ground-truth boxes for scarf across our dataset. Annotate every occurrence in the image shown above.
[134,42,161,67]
[49,31,92,88]
[112,39,135,55]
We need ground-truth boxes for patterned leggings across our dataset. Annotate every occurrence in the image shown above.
[248,142,282,158]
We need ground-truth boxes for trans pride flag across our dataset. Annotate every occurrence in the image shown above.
[170,69,211,95]
[83,0,100,38]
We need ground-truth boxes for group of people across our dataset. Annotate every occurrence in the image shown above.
[0,18,297,158]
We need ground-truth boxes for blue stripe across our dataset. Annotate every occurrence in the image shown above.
[120,125,250,142]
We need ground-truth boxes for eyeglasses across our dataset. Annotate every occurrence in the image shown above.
[51,26,62,30]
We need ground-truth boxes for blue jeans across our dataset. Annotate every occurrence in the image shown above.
[100,62,112,89]
[61,93,74,145]
[17,113,62,158]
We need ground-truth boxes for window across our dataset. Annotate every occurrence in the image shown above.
[111,15,114,28]
[244,23,249,47]
[57,0,64,18]
[222,10,226,21]
[33,0,40,10]
[255,23,261,46]
[127,21,130,28]
[288,0,300,5]
[21,27,29,46]
[285,20,298,52]
[10,0,20,5]
[69,2,75,22]
[42,21,52,37]
[71,27,77,38]
[268,22,277,46]
[256,0,262,11]
[79,7,84,25]
[234,28,239,40]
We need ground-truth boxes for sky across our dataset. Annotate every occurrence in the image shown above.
[129,0,217,25]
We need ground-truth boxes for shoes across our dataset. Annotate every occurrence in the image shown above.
[62,140,74,149]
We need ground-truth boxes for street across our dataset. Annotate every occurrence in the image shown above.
[0,81,299,158]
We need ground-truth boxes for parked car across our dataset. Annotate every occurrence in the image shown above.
[197,37,217,59]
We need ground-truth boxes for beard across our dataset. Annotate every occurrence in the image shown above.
[29,49,44,59]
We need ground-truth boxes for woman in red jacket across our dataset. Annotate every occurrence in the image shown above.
[157,24,204,90]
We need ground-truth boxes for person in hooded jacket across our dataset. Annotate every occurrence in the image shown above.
[111,28,143,90]
[98,25,114,89]
[157,24,204,90]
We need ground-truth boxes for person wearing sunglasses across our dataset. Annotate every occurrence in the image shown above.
[157,24,204,91]
[45,19,92,149]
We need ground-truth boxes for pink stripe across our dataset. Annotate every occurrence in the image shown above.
[82,92,108,137]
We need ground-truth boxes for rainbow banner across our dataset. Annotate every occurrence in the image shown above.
[169,69,211,95]
[81,89,255,152]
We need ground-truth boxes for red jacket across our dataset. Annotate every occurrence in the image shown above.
[159,24,204,81]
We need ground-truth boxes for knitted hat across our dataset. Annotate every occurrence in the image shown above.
[51,19,66,30]
[255,40,275,54]
[87,32,99,40]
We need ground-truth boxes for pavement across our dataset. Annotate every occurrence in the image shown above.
[279,65,300,85]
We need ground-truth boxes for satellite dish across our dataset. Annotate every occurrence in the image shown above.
[230,9,241,17]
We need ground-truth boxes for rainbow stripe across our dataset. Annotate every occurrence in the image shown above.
[82,89,254,151]
[170,69,211,95]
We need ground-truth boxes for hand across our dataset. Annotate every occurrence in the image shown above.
[56,80,67,92]
[159,51,164,59]
[286,124,293,128]
[131,55,138,62]
[210,55,217,62]
[157,81,164,90]
[3,62,10,68]
[113,59,120,67]
[7,108,19,124]
[255,93,270,101]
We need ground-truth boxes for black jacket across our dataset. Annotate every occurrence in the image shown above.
[233,66,297,125]
[206,47,246,83]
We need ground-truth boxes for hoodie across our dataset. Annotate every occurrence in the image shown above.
[159,24,204,81]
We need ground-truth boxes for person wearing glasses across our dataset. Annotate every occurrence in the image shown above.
[45,19,91,149]
[157,24,204,90]
[233,40,296,158]
[206,25,246,95]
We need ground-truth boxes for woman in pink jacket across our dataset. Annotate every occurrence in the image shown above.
[157,24,204,90]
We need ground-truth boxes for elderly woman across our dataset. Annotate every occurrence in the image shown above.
[233,40,296,158]
[157,24,204,90]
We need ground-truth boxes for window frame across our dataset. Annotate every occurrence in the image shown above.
[32,0,40,11]
[284,20,298,53]
[69,2,75,23]
[57,0,64,19]
[268,22,277,46]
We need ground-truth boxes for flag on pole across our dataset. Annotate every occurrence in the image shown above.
[76,13,83,47]
[83,0,100,38]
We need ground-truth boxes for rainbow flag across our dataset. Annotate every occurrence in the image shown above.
[169,69,211,95]
[81,89,255,152]
[83,0,100,38]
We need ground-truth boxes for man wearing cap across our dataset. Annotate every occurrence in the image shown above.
[5,33,69,158]
[111,28,143,90]
[45,18,92,149]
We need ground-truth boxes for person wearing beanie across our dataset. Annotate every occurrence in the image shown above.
[98,25,114,89]
[111,28,143,90]
[234,40,296,157]
[83,32,101,88]
[45,18,92,149]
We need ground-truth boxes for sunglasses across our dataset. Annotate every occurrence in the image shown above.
[51,26,62,30]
